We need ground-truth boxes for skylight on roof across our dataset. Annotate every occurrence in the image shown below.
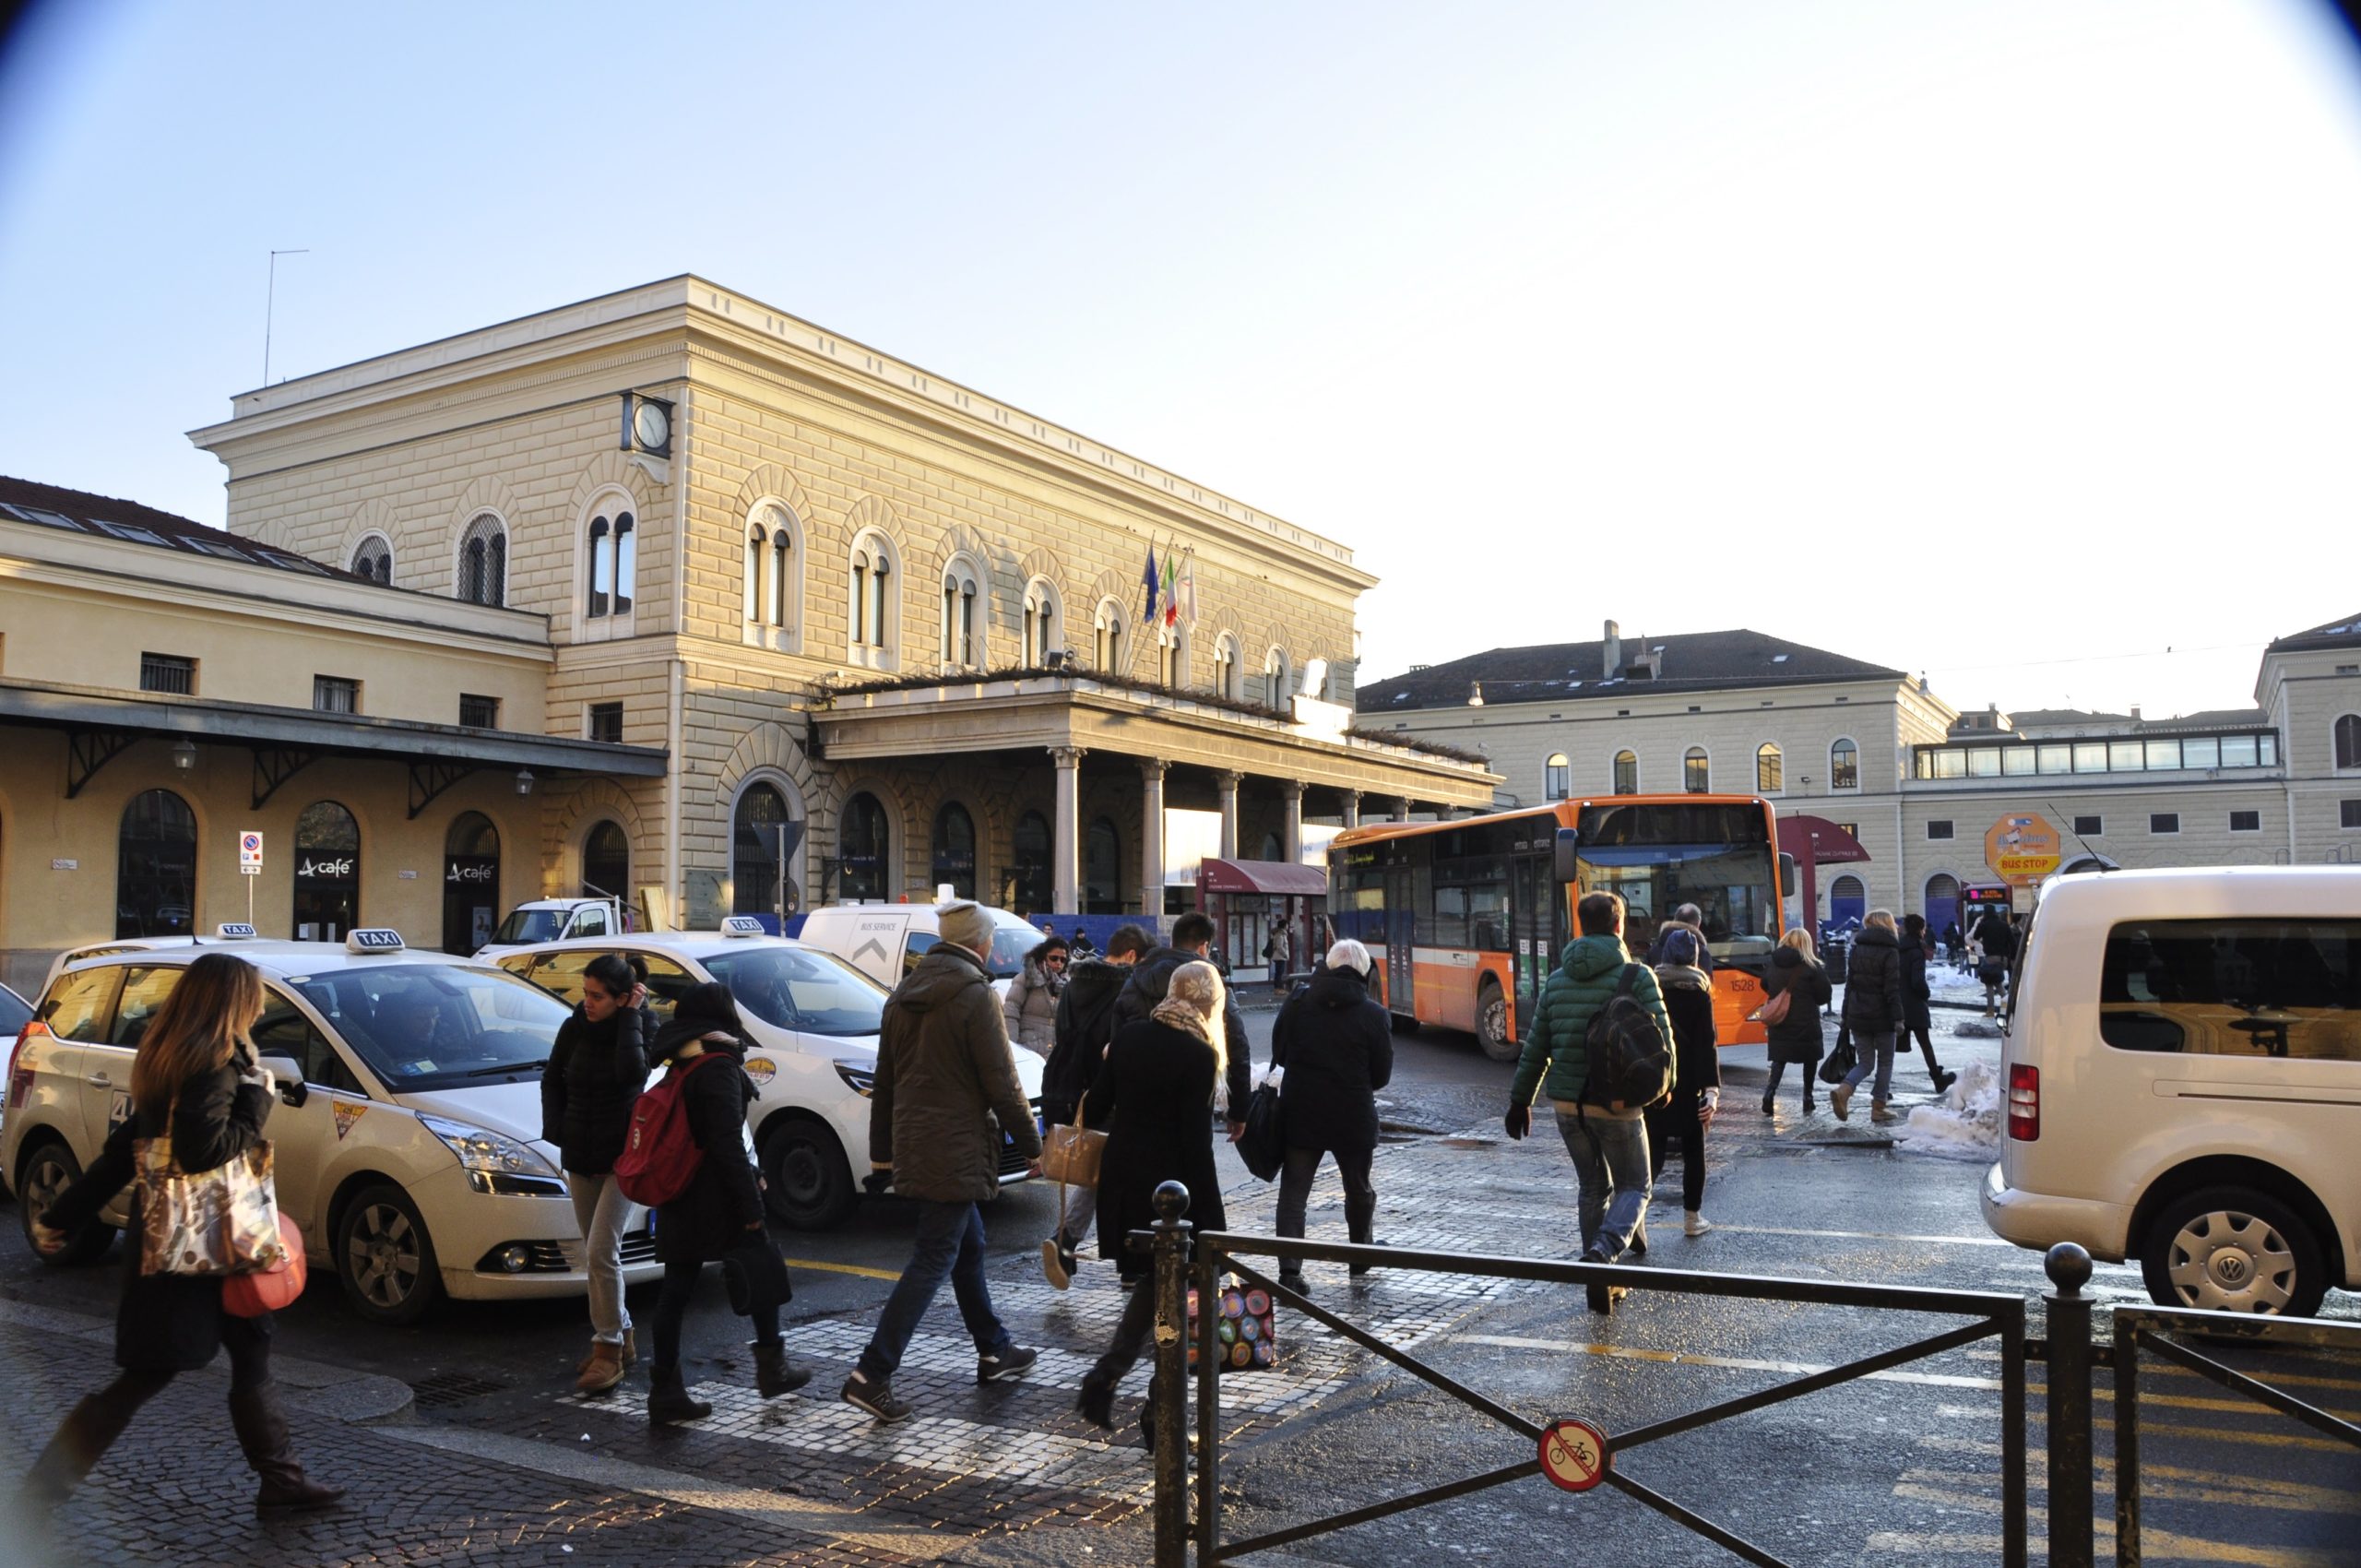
[0,503,84,529]
[90,519,170,547]
[257,551,330,576]
[1771,654,1789,662]
[183,539,253,561]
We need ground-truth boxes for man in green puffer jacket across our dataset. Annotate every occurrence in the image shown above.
[1504,891,1675,1313]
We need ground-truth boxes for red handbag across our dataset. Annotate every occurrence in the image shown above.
[222,1214,306,1318]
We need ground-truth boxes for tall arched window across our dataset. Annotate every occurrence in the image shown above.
[583,820,630,899]
[1830,738,1859,790]
[941,559,981,668]
[1924,873,1962,939]
[1684,748,1710,793]
[1265,648,1291,708]
[745,524,765,624]
[732,783,797,916]
[1613,750,1639,795]
[2336,714,2361,770]
[1545,754,1570,801]
[587,516,611,619]
[1085,816,1121,913]
[117,789,196,938]
[350,535,392,585]
[292,800,360,942]
[443,811,501,954]
[745,505,797,636]
[583,509,635,621]
[1756,742,1785,794]
[1023,579,1060,666]
[1155,621,1185,687]
[841,791,890,902]
[931,802,978,899]
[1829,874,1868,926]
[1011,811,1050,914]
[849,534,895,660]
[1094,600,1125,674]
[1213,636,1240,701]
[457,513,505,607]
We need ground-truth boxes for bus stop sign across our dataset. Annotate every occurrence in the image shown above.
[1985,814,2060,885]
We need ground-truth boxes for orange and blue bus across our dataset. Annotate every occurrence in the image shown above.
[1327,794,1794,1061]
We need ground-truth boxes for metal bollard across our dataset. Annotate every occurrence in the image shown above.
[1149,1181,1193,1568]
[2044,1242,2095,1568]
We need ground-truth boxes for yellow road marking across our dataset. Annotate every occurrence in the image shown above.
[777,1256,902,1282]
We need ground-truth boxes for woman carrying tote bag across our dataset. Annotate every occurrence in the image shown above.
[18,953,345,1516]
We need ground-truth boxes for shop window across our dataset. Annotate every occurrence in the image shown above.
[116,789,196,938]
[292,800,360,942]
[443,812,501,955]
[732,783,798,916]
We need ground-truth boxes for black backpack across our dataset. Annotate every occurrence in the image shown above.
[1582,964,1675,1111]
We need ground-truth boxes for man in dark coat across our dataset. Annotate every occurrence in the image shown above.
[1833,911,1907,1123]
[1270,939,1394,1288]
[1039,922,1153,1279]
[842,901,1043,1423]
[1110,910,1253,1126]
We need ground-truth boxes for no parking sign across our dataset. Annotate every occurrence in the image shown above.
[239,830,265,876]
[1538,1418,1610,1492]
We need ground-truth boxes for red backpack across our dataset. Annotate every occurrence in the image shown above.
[613,1053,730,1206]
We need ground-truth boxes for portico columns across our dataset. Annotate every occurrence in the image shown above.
[1138,758,1168,920]
[1341,790,1361,829]
[1214,770,1240,860]
[1051,746,1086,914]
[1281,779,1304,862]
[1392,795,1412,824]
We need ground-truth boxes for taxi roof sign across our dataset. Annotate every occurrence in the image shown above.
[720,915,768,938]
[344,929,406,954]
[216,923,258,939]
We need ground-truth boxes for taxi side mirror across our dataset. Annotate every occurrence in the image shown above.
[259,1053,308,1109]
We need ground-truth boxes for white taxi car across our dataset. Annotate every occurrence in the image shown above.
[3,929,659,1324]
[496,918,1045,1229]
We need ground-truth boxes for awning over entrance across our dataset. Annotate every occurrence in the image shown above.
[1778,814,1871,929]
[1196,857,1329,897]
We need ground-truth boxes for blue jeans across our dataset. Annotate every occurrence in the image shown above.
[1554,1109,1650,1261]
[1841,1028,1896,1102]
[857,1199,1011,1380]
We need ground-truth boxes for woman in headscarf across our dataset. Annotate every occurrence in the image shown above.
[1074,960,1230,1441]
[1002,935,1069,1058]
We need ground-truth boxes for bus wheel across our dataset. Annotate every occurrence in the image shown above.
[1389,1010,1418,1036]
[1477,980,1517,1062]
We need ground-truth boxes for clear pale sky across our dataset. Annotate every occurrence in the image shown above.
[5,1,2359,719]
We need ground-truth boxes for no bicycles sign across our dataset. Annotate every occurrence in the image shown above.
[1538,1418,1610,1492]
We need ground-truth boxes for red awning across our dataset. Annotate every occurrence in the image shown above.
[1778,815,1871,865]
[1195,858,1330,897]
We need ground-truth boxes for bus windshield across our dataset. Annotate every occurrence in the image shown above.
[1575,803,1778,963]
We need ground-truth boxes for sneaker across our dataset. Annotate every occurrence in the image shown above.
[1831,1085,1853,1122]
[1684,1210,1713,1238]
[977,1344,1040,1384]
[840,1369,912,1423]
[1040,1237,1072,1291]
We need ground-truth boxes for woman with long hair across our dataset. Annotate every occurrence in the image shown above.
[1760,927,1832,1117]
[19,953,344,1515]
[1002,935,1069,1058]
[541,950,654,1395]
[1074,960,1230,1442]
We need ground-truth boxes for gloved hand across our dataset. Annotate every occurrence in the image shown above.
[861,1167,894,1195]
[1503,1104,1531,1141]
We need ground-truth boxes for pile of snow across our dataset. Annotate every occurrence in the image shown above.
[1892,1058,2002,1160]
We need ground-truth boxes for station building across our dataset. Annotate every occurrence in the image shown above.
[1358,616,2361,935]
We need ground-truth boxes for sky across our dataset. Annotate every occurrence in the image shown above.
[4,0,2360,720]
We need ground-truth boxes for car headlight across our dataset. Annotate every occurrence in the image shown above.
[419,1113,561,1178]
[834,1061,876,1098]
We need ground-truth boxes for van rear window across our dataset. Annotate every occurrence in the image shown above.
[2100,919,2361,1061]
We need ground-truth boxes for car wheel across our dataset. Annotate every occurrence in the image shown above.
[1477,980,1517,1063]
[335,1183,442,1324]
[2140,1185,2328,1319]
[762,1119,856,1229]
[17,1138,114,1265]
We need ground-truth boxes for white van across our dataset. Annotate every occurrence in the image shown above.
[797,902,1051,997]
[1980,866,2361,1317]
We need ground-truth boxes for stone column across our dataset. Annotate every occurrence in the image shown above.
[1340,790,1361,829]
[1281,779,1305,862]
[1392,795,1413,824]
[1214,770,1240,860]
[1139,758,1168,920]
[1051,746,1086,914]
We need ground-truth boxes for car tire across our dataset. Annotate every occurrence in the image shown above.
[1477,980,1518,1063]
[335,1182,442,1324]
[762,1118,856,1230]
[2140,1185,2328,1320]
[17,1138,114,1265]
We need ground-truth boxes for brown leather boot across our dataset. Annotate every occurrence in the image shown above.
[230,1382,347,1515]
[575,1341,626,1395]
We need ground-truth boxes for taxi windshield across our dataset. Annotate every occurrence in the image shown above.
[704,945,885,1037]
[490,909,569,945]
[290,964,570,1088]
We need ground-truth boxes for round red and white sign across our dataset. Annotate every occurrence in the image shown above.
[1538,1418,1610,1492]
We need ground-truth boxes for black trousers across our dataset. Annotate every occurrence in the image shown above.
[1906,1024,1943,1075]
[1645,1087,1707,1212]
[1275,1145,1377,1274]
[26,1313,278,1503]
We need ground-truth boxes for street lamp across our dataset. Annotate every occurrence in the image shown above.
[171,739,197,771]
[515,769,535,797]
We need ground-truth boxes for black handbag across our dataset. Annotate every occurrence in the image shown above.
[1818,1037,1856,1085]
[1238,1082,1286,1182]
[721,1237,792,1316]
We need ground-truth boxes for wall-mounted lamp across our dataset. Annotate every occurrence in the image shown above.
[171,739,197,772]
[515,769,535,797]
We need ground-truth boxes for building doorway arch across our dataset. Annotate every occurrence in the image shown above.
[931,802,978,900]
[117,789,196,938]
[1010,811,1050,914]
[1924,873,1961,942]
[840,792,890,903]
[1085,816,1121,914]
[1829,873,1868,929]
[443,812,501,954]
[292,801,360,941]
[730,778,804,921]
[583,820,630,901]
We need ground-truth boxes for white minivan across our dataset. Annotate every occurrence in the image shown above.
[1980,866,2361,1317]
[796,902,1050,997]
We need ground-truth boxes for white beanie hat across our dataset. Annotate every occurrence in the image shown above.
[1326,938,1374,977]
[937,899,995,956]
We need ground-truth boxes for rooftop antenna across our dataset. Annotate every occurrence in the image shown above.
[263,248,310,385]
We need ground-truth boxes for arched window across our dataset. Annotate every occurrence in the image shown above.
[732,784,797,916]
[1756,742,1785,794]
[582,509,635,621]
[2336,714,2361,770]
[292,800,360,942]
[117,789,196,938]
[1264,648,1291,708]
[931,802,978,899]
[1830,738,1859,790]
[350,535,392,585]
[587,516,611,618]
[745,505,798,635]
[457,513,505,607]
[1613,750,1639,795]
[583,820,630,900]
[1155,621,1186,687]
[1022,578,1061,666]
[1213,635,1240,701]
[1011,811,1050,914]
[840,791,890,902]
[1924,873,1962,938]
[849,534,896,659]
[1544,754,1570,802]
[1085,816,1121,913]
[941,559,982,668]
[1684,748,1710,794]
[613,513,635,615]
[1094,600,1126,675]
[443,811,501,954]
[1259,830,1284,861]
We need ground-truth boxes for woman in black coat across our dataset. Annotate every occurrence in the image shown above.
[642,983,810,1425]
[1269,940,1393,1289]
[1760,930,1833,1116]
[540,952,653,1394]
[22,954,343,1516]
[1834,911,1908,1123]
[1644,928,1723,1235]
[1075,960,1229,1443]
[1899,913,1955,1093]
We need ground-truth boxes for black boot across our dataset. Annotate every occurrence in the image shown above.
[647,1366,712,1425]
[753,1341,812,1399]
[1076,1367,1118,1431]
[18,1389,143,1513]
[229,1382,347,1515]
[1345,1193,1378,1277]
